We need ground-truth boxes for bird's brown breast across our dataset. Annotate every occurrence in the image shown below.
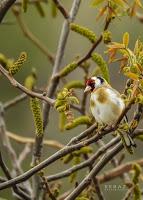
[94,87,108,104]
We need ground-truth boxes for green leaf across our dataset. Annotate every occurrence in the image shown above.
[90,0,105,7]
[123,32,129,47]
[67,96,79,104]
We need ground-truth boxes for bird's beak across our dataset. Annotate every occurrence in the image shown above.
[84,86,91,93]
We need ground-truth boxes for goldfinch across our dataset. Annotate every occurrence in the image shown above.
[84,76,135,148]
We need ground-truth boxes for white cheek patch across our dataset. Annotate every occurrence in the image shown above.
[91,77,100,88]
[96,79,101,87]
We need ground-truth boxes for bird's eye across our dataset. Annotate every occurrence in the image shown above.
[97,76,104,84]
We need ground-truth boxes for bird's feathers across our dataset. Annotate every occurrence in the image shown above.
[85,76,135,150]
[90,86,124,124]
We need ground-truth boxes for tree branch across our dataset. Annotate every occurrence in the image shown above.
[0,151,31,200]
[7,131,64,149]
[0,64,55,105]
[0,128,142,191]
[0,0,16,23]
[43,0,81,129]
[98,159,143,184]
[65,142,124,200]
[52,0,69,19]
[0,102,32,195]
[3,93,27,111]
[47,135,120,182]
[12,8,55,64]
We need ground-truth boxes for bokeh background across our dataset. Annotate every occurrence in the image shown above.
[0,1,143,199]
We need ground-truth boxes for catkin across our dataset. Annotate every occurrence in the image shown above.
[70,23,96,43]
[9,52,27,75]
[92,52,110,83]
[30,98,43,136]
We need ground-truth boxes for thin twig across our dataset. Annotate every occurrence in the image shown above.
[12,7,54,64]
[0,0,16,22]
[98,159,143,184]
[52,0,69,19]
[17,143,32,166]
[41,175,57,200]
[76,17,112,67]
[3,93,27,111]
[0,64,55,105]
[83,154,105,200]
[7,131,64,149]
[0,151,31,200]
[58,190,71,200]
[97,140,131,186]
[0,102,32,195]
[122,186,134,200]
[43,0,81,129]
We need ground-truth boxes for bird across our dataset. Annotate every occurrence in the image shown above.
[84,76,136,148]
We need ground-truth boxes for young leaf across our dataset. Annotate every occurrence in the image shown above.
[123,32,129,47]
[124,72,139,80]
[90,0,105,7]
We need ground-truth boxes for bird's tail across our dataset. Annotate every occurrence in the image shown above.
[121,115,136,148]
[124,133,136,147]
[118,131,136,154]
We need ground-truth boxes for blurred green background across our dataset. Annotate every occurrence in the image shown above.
[0,1,143,199]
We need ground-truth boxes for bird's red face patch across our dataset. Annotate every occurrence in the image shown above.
[85,78,94,86]
[85,78,95,91]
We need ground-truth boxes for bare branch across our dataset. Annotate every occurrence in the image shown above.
[0,128,142,191]
[0,0,16,22]
[122,186,134,200]
[83,153,105,200]
[17,143,32,166]
[3,93,27,111]
[40,175,57,200]
[12,8,55,64]
[0,151,31,200]
[7,131,64,149]
[65,142,124,200]
[47,135,120,182]
[77,17,112,66]
[52,0,69,19]
[98,159,143,184]
[43,0,81,129]
[0,103,32,195]
[0,64,55,105]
